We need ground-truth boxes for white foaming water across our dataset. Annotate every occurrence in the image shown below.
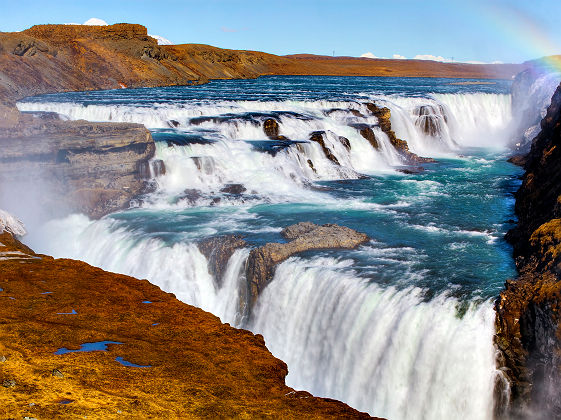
[251,257,499,420]
[19,87,517,419]
[18,93,513,207]
[381,93,513,156]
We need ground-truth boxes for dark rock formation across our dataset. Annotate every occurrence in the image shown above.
[353,124,379,149]
[364,102,434,164]
[198,235,247,287]
[0,116,154,219]
[496,82,561,418]
[413,105,447,136]
[339,136,351,151]
[263,118,280,138]
[0,230,375,419]
[309,131,340,164]
[246,222,369,306]
[139,159,166,179]
[220,183,247,195]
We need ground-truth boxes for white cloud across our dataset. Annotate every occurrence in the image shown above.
[392,54,407,60]
[149,34,173,45]
[360,52,379,59]
[83,18,108,26]
[413,54,451,62]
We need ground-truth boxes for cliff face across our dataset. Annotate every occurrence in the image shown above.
[0,113,154,219]
[0,230,376,419]
[496,82,561,418]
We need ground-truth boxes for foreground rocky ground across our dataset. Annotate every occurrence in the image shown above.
[0,230,376,419]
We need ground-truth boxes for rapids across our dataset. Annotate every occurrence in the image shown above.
[18,75,539,419]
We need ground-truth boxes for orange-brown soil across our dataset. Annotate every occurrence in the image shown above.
[0,232,376,419]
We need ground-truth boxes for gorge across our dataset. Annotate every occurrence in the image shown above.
[1,22,561,420]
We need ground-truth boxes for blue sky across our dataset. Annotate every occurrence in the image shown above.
[1,0,560,63]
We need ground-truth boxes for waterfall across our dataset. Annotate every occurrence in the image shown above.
[250,257,499,420]
[19,80,520,419]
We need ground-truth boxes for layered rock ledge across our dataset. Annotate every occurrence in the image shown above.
[0,115,154,218]
[0,230,376,419]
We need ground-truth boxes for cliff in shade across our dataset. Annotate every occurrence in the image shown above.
[495,81,561,418]
[0,229,376,419]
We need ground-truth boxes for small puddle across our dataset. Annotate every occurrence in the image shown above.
[54,341,123,355]
[142,300,152,304]
[57,309,77,315]
[115,357,151,368]
[58,399,74,405]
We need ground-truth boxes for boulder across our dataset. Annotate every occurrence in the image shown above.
[220,184,247,195]
[263,118,280,139]
[353,124,379,149]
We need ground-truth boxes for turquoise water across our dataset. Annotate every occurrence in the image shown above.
[21,76,522,419]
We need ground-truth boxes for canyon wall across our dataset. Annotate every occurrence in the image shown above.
[496,80,561,418]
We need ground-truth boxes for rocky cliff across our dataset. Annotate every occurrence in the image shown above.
[0,113,154,219]
[495,81,561,418]
[0,229,377,419]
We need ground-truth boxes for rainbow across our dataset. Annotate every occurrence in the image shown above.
[481,3,561,72]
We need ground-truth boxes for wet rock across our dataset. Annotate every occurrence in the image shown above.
[507,154,528,167]
[167,120,180,128]
[263,118,280,139]
[413,105,447,136]
[353,124,379,149]
[365,103,392,132]
[52,369,64,378]
[220,184,247,195]
[246,223,369,306]
[364,102,435,164]
[178,189,202,205]
[198,235,247,287]
[339,136,351,151]
[280,221,317,239]
[307,159,316,172]
[309,131,340,164]
[139,159,166,179]
[396,166,424,174]
[0,118,155,219]
[325,108,364,118]
[191,156,216,175]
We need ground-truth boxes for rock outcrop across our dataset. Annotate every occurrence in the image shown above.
[0,230,376,419]
[0,115,154,219]
[246,222,369,306]
[198,235,247,287]
[495,82,561,418]
[365,103,434,164]
[309,131,340,164]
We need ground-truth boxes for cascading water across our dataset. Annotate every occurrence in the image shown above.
[19,76,527,419]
